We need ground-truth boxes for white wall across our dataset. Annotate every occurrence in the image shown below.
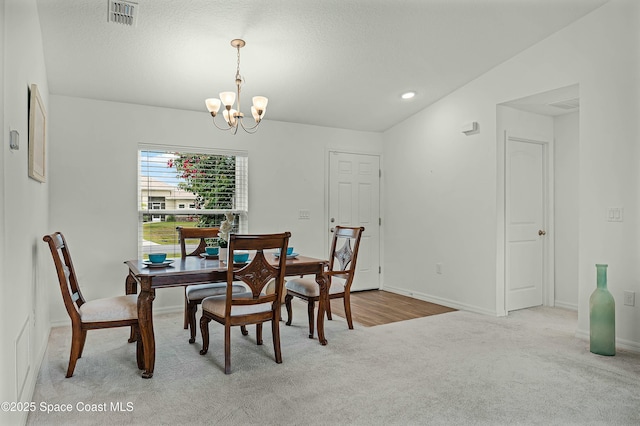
[383,89,501,315]
[47,95,383,323]
[0,0,6,415]
[382,0,640,348]
[1,0,51,424]
[554,112,579,310]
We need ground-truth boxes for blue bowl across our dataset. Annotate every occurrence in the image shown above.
[205,246,219,255]
[234,251,249,263]
[148,253,167,263]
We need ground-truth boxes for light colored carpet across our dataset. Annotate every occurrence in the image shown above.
[28,302,640,425]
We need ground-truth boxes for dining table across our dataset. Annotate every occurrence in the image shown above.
[124,254,329,378]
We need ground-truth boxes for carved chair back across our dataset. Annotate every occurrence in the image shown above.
[327,226,365,291]
[225,233,291,317]
[176,226,220,258]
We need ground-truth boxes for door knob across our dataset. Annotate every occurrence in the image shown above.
[538,230,546,236]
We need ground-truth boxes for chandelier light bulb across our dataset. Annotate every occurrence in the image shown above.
[229,110,238,126]
[205,98,221,115]
[223,109,239,127]
[251,106,260,122]
[252,96,268,111]
[219,92,236,108]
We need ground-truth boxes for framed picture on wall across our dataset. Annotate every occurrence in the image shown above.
[28,83,46,183]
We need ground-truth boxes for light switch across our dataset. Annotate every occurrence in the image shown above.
[10,130,19,150]
[607,207,623,222]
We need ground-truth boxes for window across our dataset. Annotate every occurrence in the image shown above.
[138,147,248,259]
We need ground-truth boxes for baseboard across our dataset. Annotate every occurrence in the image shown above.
[50,318,71,328]
[151,305,183,315]
[382,285,497,316]
[554,300,578,311]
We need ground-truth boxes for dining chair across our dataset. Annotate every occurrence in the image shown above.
[43,232,144,377]
[177,226,247,343]
[285,226,364,338]
[199,232,290,374]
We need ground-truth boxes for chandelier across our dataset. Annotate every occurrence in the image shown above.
[205,39,268,134]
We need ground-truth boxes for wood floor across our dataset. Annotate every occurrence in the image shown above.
[328,290,456,327]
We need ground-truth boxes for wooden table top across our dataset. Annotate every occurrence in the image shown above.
[125,254,327,278]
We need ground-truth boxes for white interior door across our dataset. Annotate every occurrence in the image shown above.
[506,137,547,311]
[329,151,380,291]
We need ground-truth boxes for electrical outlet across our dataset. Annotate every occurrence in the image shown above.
[298,209,310,220]
[623,291,635,306]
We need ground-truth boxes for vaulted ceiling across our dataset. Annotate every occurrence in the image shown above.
[36,0,607,132]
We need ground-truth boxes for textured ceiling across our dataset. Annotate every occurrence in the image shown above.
[35,0,607,132]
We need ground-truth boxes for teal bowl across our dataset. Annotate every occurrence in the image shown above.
[205,246,219,255]
[148,253,167,263]
[234,251,249,263]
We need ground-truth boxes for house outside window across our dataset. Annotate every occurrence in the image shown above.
[139,148,248,259]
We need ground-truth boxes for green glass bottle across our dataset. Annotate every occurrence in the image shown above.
[589,264,615,356]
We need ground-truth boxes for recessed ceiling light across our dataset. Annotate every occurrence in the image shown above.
[401,91,416,100]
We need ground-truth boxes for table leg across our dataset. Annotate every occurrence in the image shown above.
[315,273,329,345]
[137,277,156,378]
[126,273,138,343]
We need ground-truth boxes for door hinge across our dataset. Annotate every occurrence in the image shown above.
[378,266,381,274]
[379,169,382,178]
[379,217,382,226]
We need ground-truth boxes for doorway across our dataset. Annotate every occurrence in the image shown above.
[328,151,381,291]
[497,84,580,315]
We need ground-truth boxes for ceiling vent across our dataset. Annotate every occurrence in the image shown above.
[548,98,580,110]
[108,0,138,26]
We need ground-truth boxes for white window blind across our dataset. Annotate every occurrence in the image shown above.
[138,147,248,259]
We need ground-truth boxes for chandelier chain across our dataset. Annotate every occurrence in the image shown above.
[236,45,242,82]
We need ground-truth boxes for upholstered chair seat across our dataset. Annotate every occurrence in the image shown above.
[78,295,138,322]
[265,278,288,304]
[202,293,272,317]
[285,277,345,298]
[186,283,246,302]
